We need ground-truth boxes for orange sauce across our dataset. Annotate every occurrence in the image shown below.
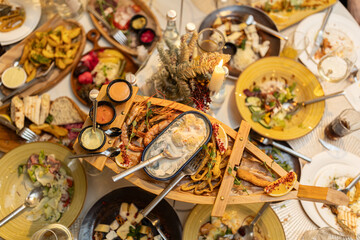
[109,82,130,102]
[96,105,114,124]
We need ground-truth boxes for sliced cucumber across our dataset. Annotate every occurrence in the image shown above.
[249,106,262,113]
[259,120,271,129]
[246,97,261,107]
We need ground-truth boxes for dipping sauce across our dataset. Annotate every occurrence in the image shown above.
[144,113,209,179]
[96,104,114,125]
[1,66,26,89]
[139,29,155,44]
[131,16,147,30]
[80,127,105,151]
[107,80,132,103]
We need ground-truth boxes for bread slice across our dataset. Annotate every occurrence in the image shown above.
[337,205,357,239]
[11,96,24,129]
[39,94,50,125]
[49,97,83,125]
[24,95,41,125]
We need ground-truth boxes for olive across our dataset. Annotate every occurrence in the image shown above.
[73,65,89,78]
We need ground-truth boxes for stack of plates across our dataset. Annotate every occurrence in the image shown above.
[0,0,41,46]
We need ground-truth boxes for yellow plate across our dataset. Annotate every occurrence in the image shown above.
[235,57,324,141]
[183,203,285,239]
[0,142,87,240]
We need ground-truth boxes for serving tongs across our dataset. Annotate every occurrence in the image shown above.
[0,62,55,106]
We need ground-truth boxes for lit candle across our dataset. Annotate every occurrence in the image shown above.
[209,59,226,93]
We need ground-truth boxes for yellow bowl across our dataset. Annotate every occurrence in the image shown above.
[235,56,324,140]
[183,203,285,239]
[0,142,87,240]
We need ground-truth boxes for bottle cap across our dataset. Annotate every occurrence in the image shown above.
[167,10,177,20]
[185,23,196,33]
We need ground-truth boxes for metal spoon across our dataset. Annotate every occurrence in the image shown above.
[0,187,43,227]
[245,15,288,41]
[89,89,99,133]
[283,91,345,115]
[237,202,270,240]
[112,147,180,182]
[104,127,122,137]
[68,147,121,159]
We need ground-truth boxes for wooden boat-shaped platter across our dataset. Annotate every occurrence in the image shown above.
[88,0,162,56]
[73,85,345,206]
[0,15,86,97]
[70,29,138,106]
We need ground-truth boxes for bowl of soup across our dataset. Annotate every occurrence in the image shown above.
[89,101,116,127]
[106,79,133,104]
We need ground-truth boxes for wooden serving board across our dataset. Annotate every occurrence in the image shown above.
[0,15,86,98]
[71,29,138,107]
[88,0,162,56]
[0,97,87,153]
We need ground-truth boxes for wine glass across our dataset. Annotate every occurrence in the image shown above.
[318,46,357,83]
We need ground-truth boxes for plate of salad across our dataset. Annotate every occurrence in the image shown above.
[235,56,324,141]
[0,142,86,240]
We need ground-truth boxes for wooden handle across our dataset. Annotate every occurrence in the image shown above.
[297,185,349,206]
[211,120,251,217]
[87,29,101,50]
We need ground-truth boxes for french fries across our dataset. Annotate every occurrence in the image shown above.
[20,25,82,81]
[29,123,68,138]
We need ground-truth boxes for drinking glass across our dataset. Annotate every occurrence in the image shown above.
[318,46,357,83]
[280,31,307,60]
[31,224,72,240]
[197,28,225,54]
[324,109,360,140]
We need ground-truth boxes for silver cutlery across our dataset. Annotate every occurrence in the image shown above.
[0,187,43,227]
[0,62,55,106]
[339,172,360,195]
[145,213,168,240]
[318,138,343,152]
[140,155,203,217]
[310,6,333,57]
[283,91,345,115]
[68,147,121,159]
[251,133,312,162]
[245,15,288,41]
[87,6,128,45]
[0,117,38,142]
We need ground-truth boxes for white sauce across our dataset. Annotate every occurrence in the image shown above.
[145,114,208,179]
[1,67,26,89]
[81,127,104,150]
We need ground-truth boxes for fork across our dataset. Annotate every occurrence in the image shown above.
[0,62,55,106]
[87,6,128,45]
[251,133,312,162]
[0,117,38,142]
[145,213,168,240]
[140,156,203,217]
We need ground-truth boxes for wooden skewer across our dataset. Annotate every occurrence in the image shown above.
[211,120,251,217]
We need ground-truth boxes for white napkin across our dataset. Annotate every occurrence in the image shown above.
[344,81,360,111]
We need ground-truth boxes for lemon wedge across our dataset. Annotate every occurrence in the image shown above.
[214,123,228,155]
[264,171,297,197]
[0,114,12,123]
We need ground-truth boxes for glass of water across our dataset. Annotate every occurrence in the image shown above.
[317,46,357,83]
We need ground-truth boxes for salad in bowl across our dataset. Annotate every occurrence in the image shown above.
[18,150,74,222]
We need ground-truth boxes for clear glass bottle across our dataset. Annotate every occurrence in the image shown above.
[52,0,84,19]
[163,10,180,46]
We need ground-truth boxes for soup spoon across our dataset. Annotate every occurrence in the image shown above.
[283,91,345,115]
[0,187,43,227]
[68,147,121,159]
[245,15,288,40]
[237,202,270,240]
[112,147,180,182]
[104,127,122,137]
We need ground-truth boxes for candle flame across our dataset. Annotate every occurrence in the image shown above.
[218,59,223,67]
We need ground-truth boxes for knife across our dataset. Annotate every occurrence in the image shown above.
[319,138,343,152]
[310,7,333,58]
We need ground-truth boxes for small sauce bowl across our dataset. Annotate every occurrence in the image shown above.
[1,66,27,89]
[89,101,116,127]
[223,42,237,57]
[106,79,133,104]
[78,126,106,151]
[130,14,147,32]
[138,28,156,46]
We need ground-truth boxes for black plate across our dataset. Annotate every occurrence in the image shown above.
[199,5,281,79]
[78,187,182,240]
[143,111,212,181]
